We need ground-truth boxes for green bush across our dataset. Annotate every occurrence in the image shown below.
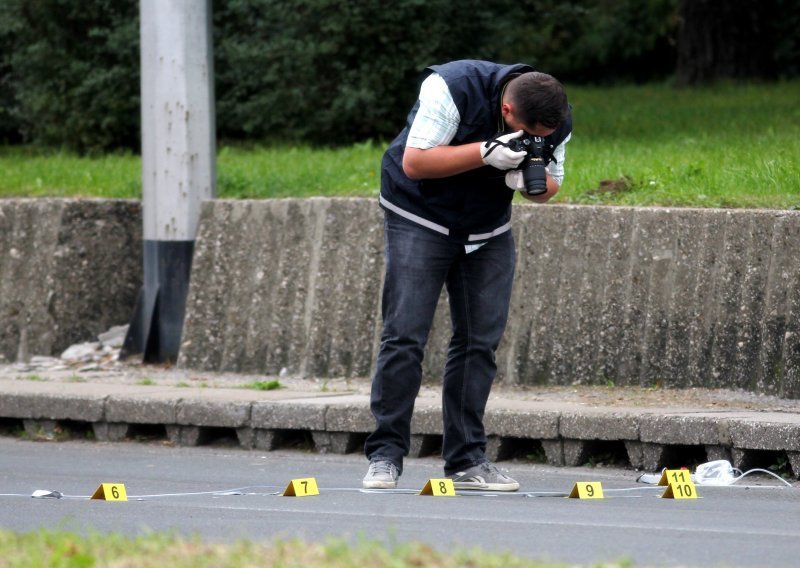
[0,2,24,143]
[4,0,527,151]
[212,0,518,144]
[3,0,139,154]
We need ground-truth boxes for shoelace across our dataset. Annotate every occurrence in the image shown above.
[479,462,511,480]
[454,463,500,480]
[369,461,395,476]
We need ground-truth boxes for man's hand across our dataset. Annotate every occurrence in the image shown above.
[480,130,527,170]
[506,170,560,203]
[505,170,525,191]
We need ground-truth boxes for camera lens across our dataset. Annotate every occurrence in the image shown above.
[523,162,547,195]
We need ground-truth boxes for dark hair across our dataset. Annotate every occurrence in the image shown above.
[505,72,569,129]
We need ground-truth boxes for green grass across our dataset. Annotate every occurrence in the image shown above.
[240,379,283,391]
[0,529,631,567]
[0,146,141,199]
[216,141,382,198]
[565,80,800,208]
[1,81,797,209]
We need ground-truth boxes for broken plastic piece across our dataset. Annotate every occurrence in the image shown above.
[31,489,63,499]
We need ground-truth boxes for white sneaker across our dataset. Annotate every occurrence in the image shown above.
[449,461,519,491]
[362,460,399,489]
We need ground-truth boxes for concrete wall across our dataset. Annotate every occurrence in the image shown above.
[2,198,798,398]
[178,198,384,378]
[0,199,142,361]
[178,199,800,398]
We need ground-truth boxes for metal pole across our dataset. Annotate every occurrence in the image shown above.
[122,0,216,363]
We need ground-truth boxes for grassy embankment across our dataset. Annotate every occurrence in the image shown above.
[1,81,798,209]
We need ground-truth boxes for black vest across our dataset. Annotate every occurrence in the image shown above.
[380,59,572,244]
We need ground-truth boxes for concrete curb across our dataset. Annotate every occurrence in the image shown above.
[2,378,798,478]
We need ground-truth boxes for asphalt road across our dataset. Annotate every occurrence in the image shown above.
[1,437,798,566]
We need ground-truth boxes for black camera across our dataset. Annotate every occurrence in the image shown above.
[507,135,548,196]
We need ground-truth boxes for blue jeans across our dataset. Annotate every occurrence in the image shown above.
[364,212,516,475]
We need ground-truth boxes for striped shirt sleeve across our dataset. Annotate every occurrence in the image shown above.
[546,133,570,187]
[406,73,460,149]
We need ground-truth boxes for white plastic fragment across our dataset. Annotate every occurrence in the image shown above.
[31,489,63,499]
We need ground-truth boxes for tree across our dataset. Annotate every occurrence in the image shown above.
[675,0,799,84]
[0,3,24,143]
[6,0,140,153]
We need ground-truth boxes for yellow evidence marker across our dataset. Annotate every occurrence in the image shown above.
[662,480,698,499]
[658,469,699,499]
[282,477,319,496]
[419,478,457,496]
[658,469,691,486]
[90,483,127,501]
[567,481,604,499]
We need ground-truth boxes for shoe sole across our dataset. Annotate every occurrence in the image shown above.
[452,481,520,492]
[362,480,397,489]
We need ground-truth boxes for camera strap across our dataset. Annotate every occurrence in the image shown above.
[481,135,513,158]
